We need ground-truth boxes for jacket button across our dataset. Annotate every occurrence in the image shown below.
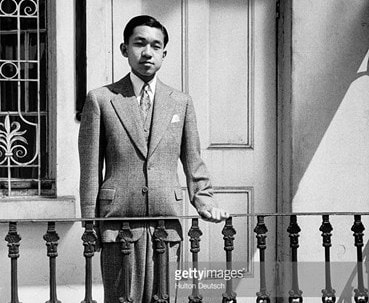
[142,186,148,193]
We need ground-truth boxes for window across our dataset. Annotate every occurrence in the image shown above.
[0,0,53,196]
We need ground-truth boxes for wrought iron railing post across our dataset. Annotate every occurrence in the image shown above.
[5,222,21,303]
[152,220,169,303]
[222,217,237,303]
[188,218,203,303]
[254,216,270,303]
[117,222,133,303]
[366,249,369,299]
[43,222,61,303]
[351,215,368,303]
[320,215,336,303]
[287,215,303,303]
[81,221,97,303]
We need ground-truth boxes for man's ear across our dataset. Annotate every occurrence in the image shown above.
[163,50,167,59]
[120,43,128,57]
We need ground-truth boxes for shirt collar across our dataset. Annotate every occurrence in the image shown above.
[130,72,157,98]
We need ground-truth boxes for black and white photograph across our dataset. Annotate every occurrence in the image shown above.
[0,1,369,302]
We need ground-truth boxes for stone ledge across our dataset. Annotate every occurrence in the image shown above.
[0,196,76,220]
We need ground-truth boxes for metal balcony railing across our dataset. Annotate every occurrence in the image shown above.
[1,213,369,303]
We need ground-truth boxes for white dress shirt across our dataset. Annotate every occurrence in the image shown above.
[129,72,157,105]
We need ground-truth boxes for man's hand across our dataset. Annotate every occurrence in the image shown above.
[198,207,230,223]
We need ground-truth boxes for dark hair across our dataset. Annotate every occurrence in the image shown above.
[123,15,169,47]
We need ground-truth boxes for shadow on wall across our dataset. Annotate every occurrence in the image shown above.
[291,0,369,200]
[337,239,369,303]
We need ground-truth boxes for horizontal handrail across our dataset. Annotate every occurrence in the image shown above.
[1,211,369,223]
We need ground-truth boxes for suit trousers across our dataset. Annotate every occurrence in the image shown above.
[101,224,181,303]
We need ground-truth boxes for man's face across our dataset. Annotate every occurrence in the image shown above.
[121,25,167,82]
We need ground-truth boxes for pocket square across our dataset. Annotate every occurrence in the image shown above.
[171,114,180,123]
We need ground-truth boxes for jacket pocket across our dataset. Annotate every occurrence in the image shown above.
[174,187,183,201]
[98,188,116,200]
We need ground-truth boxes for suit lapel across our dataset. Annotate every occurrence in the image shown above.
[109,75,148,158]
[148,79,176,159]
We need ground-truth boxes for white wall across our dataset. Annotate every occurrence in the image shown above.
[280,0,369,300]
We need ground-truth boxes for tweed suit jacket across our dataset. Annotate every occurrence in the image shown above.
[78,74,215,242]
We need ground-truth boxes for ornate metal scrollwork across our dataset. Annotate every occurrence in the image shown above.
[0,115,28,165]
[81,221,97,258]
[5,222,21,258]
[222,217,236,252]
[188,218,202,254]
[153,220,169,254]
[0,61,19,79]
[0,0,38,17]
[43,222,59,257]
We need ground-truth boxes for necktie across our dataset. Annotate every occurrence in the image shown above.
[140,83,151,120]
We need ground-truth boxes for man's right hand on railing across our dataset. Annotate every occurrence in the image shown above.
[198,206,229,223]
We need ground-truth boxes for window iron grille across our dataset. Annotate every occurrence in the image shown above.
[0,0,48,196]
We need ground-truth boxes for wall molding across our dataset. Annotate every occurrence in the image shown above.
[208,0,255,150]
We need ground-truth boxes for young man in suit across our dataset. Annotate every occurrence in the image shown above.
[79,15,228,303]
